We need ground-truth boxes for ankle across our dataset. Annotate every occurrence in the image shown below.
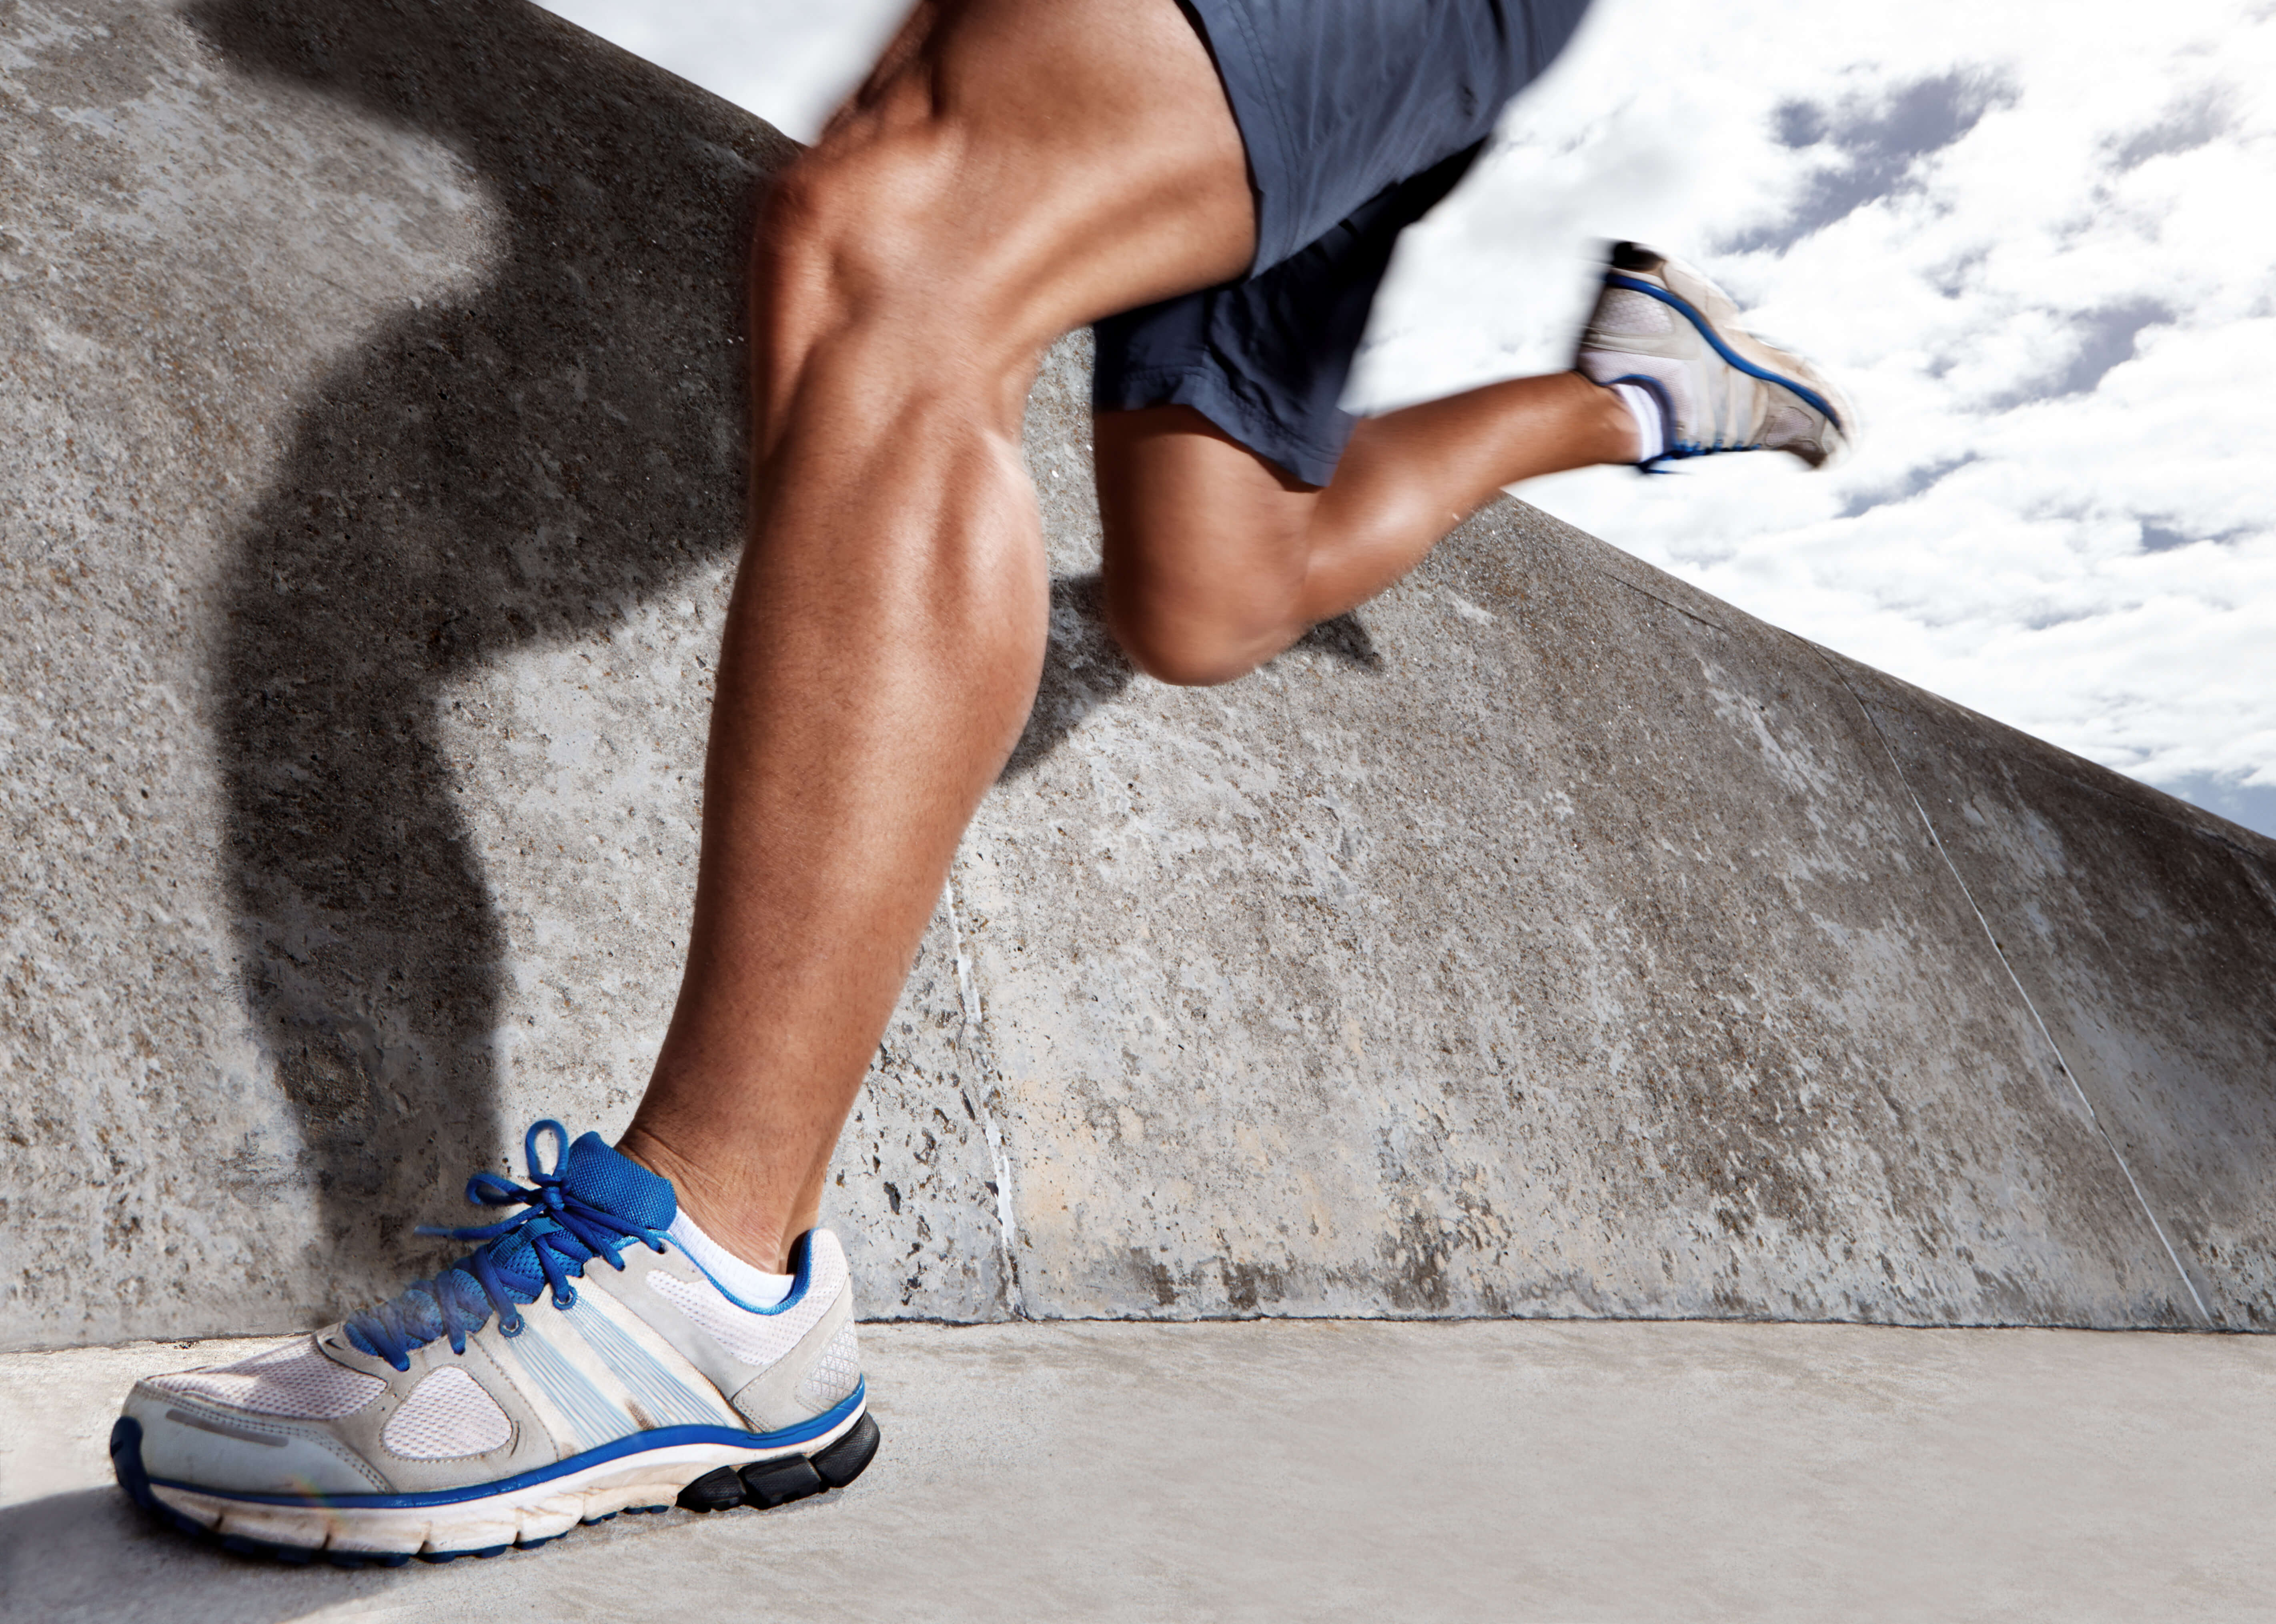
[1592,372,1665,465]
[615,1126,799,1274]
[667,1207,796,1306]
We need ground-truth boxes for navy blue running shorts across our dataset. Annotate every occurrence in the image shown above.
[1092,0,1593,487]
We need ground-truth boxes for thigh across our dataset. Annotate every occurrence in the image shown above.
[766,0,1257,375]
[1092,141,1485,489]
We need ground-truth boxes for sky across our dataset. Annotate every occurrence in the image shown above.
[537,0,2276,838]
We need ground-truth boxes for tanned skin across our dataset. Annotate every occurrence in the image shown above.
[618,0,1635,1271]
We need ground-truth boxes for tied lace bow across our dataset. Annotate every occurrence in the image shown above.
[343,1121,668,1371]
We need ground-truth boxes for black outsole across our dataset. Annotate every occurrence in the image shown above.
[674,1414,882,1513]
[111,1410,883,1568]
[813,1412,882,1488]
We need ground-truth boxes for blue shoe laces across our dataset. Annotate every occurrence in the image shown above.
[343,1121,669,1371]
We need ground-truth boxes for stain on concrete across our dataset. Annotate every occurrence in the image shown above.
[179,0,801,1309]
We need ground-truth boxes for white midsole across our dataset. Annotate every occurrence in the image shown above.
[150,1411,864,1555]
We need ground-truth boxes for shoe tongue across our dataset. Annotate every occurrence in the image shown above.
[561,1132,678,1231]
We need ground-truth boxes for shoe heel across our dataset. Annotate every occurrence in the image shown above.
[810,1413,881,1489]
[676,1414,883,1515]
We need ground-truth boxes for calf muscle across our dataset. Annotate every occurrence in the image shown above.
[621,0,1256,1272]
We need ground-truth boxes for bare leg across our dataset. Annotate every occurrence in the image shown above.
[618,0,1254,1271]
[1098,372,1638,686]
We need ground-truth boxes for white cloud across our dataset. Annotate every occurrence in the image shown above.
[1353,0,2276,833]
[536,0,2276,836]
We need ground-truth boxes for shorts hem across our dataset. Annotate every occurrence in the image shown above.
[1095,363,1350,489]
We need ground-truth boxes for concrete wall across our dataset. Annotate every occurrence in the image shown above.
[4,0,2273,1350]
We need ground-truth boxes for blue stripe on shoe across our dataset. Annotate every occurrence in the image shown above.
[145,1384,866,1510]
[1605,274,1845,431]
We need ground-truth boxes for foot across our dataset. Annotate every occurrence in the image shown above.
[110,1121,880,1566]
[1576,241,1854,470]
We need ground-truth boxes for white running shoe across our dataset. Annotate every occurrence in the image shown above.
[1576,241,1854,470]
[111,1121,878,1566]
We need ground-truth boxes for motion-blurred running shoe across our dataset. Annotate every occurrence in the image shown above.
[1577,240,1854,470]
[110,1120,878,1566]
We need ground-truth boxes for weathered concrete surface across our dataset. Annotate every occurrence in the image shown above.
[1836,657,2276,1326]
[5,0,2276,1348]
[981,486,2276,1330]
[8,1322,2276,1621]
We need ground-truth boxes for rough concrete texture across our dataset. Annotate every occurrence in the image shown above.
[8,1322,2276,1621]
[1834,656,2276,1326]
[6,0,2275,1349]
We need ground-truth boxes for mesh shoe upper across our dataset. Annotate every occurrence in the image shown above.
[147,1337,386,1419]
[381,1367,514,1459]
[797,1324,863,1412]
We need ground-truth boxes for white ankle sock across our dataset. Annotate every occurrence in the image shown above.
[666,1211,795,1308]
[1609,380,1667,464]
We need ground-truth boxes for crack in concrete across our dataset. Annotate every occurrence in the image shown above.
[942,876,1025,1319]
[1817,651,2214,1326]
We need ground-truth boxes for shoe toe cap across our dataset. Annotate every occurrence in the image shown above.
[123,1386,389,1497]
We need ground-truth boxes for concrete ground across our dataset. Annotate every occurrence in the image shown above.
[1,1320,2270,1622]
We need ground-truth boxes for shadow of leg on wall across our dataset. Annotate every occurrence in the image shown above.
[185,0,795,1301]
[183,0,1377,1310]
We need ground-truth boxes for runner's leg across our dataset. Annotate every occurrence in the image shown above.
[617,0,1254,1271]
[1097,373,1638,687]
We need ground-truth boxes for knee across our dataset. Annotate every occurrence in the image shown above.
[1093,410,1320,687]
[755,137,1000,367]
[1104,584,1290,688]
[760,150,910,309]
[751,138,1056,450]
